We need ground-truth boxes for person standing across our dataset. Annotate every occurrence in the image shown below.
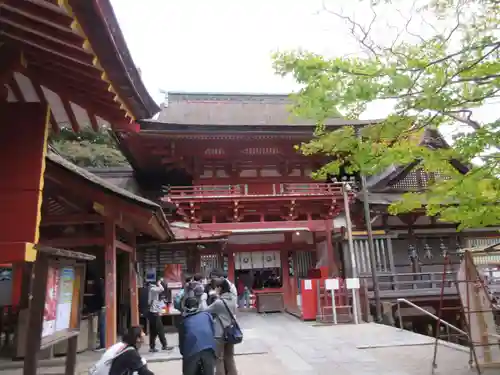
[206,279,239,375]
[147,279,172,353]
[178,297,216,375]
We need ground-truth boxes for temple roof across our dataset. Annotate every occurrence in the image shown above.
[47,150,173,239]
[67,0,159,119]
[365,128,469,194]
[1,0,159,132]
[156,92,380,127]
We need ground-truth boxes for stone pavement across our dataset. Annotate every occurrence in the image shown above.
[0,311,496,375]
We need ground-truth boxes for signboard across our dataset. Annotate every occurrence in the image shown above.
[325,278,340,290]
[55,267,75,332]
[42,266,60,337]
[41,264,83,341]
[345,278,360,289]
[145,267,156,283]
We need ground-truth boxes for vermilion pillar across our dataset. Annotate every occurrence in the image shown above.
[227,250,235,282]
[0,103,49,263]
[325,220,337,276]
[104,219,117,348]
[282,233,292,308]
[128,232,139,327]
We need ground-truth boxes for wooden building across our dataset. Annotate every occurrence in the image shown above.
[0,0,164,352]
[336,129,500,328]
[115,92,378,312]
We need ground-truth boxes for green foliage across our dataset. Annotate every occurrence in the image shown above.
[50,127,129,168]
[273,0,500,229]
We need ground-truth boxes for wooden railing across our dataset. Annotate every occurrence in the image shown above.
[166,185,244,197]
[164,183,344,198]
[360,271,458,299]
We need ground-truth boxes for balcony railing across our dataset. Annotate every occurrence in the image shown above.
[164,183,344,198]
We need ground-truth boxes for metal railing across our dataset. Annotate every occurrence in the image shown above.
[396,298,468,340]
[163,183,344,198]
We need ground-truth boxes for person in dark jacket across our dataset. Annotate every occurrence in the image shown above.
[178,297,216,375]
[109,326,154,375]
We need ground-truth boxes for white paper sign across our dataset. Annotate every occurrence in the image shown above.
[325,278,339,290]
[345,278,360,289]
[304,280,312,290]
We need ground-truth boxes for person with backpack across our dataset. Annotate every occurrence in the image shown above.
[206,279,241,375]
[89,326,154,375]
[178,297,216,375]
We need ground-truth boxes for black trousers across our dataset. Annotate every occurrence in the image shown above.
[148,312,167,349]
[183,349,215,375]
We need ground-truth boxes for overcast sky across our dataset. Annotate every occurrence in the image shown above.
[111,0,497,131]
[110,0,364,100]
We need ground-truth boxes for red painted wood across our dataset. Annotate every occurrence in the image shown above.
[324,220,338,277]
[228,251,235,282]
[104,220,117,348]
[0,103,48,248]
[129,235,139,327]
[195,220,328,232]
[229,243,315,252]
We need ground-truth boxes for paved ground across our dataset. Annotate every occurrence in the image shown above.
[1,311,495,375]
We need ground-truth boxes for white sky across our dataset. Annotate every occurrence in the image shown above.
[111,0,498,134]
[111,0,367,101]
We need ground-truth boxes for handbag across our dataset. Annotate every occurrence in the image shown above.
[220,299,243,345]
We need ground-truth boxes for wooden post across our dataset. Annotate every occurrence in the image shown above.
[104,219,117,347]
[23,252,49,375]
[128,232,139,327]
[227,250,235,282]
[282,233,292,308]
[64,336,78,375]
[325,220,336,276]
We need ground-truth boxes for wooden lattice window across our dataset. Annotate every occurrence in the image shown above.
[389,168,449,190]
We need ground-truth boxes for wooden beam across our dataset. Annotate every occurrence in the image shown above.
[0,4,83,45]
[8,74,24,101]
[88,112,100,131]
[40,213,103,226]
[116,239,133,253]
[27,68,125,124]
[0,31,96,69]
[31,80,58,133]
[61,98,80,132]
[3,0,73,27]
[40,236,105,248]
[0,17,94,64]
[0,46,23,84]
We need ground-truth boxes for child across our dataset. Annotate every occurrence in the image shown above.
[178,297,216,375]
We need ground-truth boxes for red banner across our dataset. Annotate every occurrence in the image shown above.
[163,264,183,285]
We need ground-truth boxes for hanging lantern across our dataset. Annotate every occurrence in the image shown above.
[423,243,433,259]
[408,244,418,260]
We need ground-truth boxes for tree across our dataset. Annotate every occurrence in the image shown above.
[273,0,500,229]
[50,127,129,168]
